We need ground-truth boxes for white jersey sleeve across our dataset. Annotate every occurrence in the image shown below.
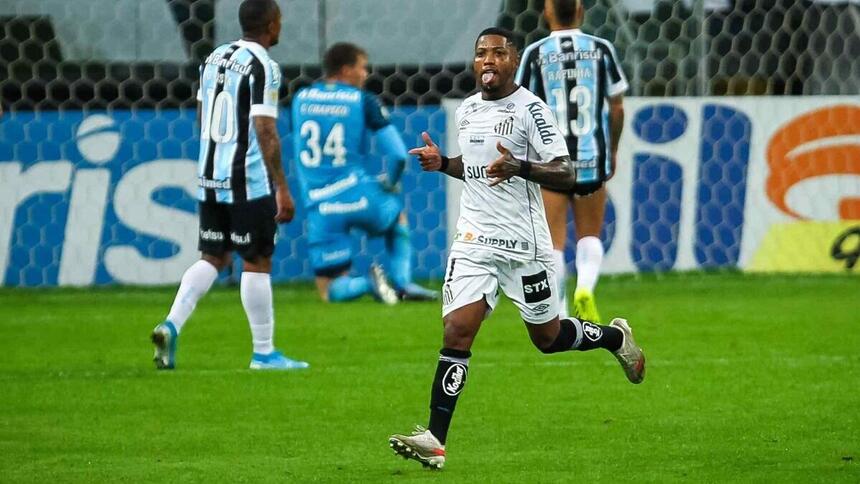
[523,98,569,163]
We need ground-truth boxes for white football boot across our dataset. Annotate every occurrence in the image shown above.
[389,426,446,469]
[610,318,646,384]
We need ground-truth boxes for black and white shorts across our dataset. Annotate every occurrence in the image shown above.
[545,180,604,197]
[441,248,559,324]
[198,195,277,261]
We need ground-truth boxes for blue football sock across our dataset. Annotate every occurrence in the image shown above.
[328,275,372,302]
[385,223,412,291]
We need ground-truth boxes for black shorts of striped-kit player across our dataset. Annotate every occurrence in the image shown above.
[197,195,277,260]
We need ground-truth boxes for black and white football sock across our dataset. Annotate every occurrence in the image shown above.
[541,318,623,353]
[427,348,470,445]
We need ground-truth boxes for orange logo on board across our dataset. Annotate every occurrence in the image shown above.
[766,105,860,220]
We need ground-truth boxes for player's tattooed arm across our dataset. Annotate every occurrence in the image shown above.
[486,142,576,190]
[254,116,295,223]
[409,131,465,180]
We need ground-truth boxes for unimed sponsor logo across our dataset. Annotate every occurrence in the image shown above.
[319,197,368,215]
[198,177,231,190]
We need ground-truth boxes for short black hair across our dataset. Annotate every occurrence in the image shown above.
[552,0,580,26]
[239,0,279,36]
[324,42,367,77]
[475,27,520,51]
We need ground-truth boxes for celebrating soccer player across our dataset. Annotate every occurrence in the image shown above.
[515,0,628,322]
[290,43,438,304]
[388,28,645,469]
[151,0,308,371]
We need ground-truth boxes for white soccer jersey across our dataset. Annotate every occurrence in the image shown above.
[452,87,569,262]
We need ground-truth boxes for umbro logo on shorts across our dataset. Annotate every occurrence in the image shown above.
[521,270,551,303]
[533,303,550,315]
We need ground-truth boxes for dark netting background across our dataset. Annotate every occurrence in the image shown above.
[2,0,858,112]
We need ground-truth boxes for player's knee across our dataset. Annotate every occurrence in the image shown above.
[242,256,272,273]
[442,318,475,350]
[202,253,230,271]
[533,333,558,353]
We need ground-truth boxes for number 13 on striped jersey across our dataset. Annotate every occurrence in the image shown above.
[551,86,593,137]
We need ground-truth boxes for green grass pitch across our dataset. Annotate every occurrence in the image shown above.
[1,273,858,482]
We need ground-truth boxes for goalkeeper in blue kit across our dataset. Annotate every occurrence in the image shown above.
[291,42,437,304]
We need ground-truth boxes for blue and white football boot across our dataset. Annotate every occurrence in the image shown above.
[151,321,178,370]
[249,351,310,370]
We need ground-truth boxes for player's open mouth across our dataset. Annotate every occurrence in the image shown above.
[481,70,497,84]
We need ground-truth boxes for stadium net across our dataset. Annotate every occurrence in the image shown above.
[0,0,858,286]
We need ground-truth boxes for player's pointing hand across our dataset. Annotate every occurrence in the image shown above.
[409,131,443,172]
[487,141,521,187]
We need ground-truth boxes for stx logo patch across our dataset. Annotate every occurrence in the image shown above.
[521,270,551,303]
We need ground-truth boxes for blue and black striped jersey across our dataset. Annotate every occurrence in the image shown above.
[196,39,281,204]
[515,29,628,184]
